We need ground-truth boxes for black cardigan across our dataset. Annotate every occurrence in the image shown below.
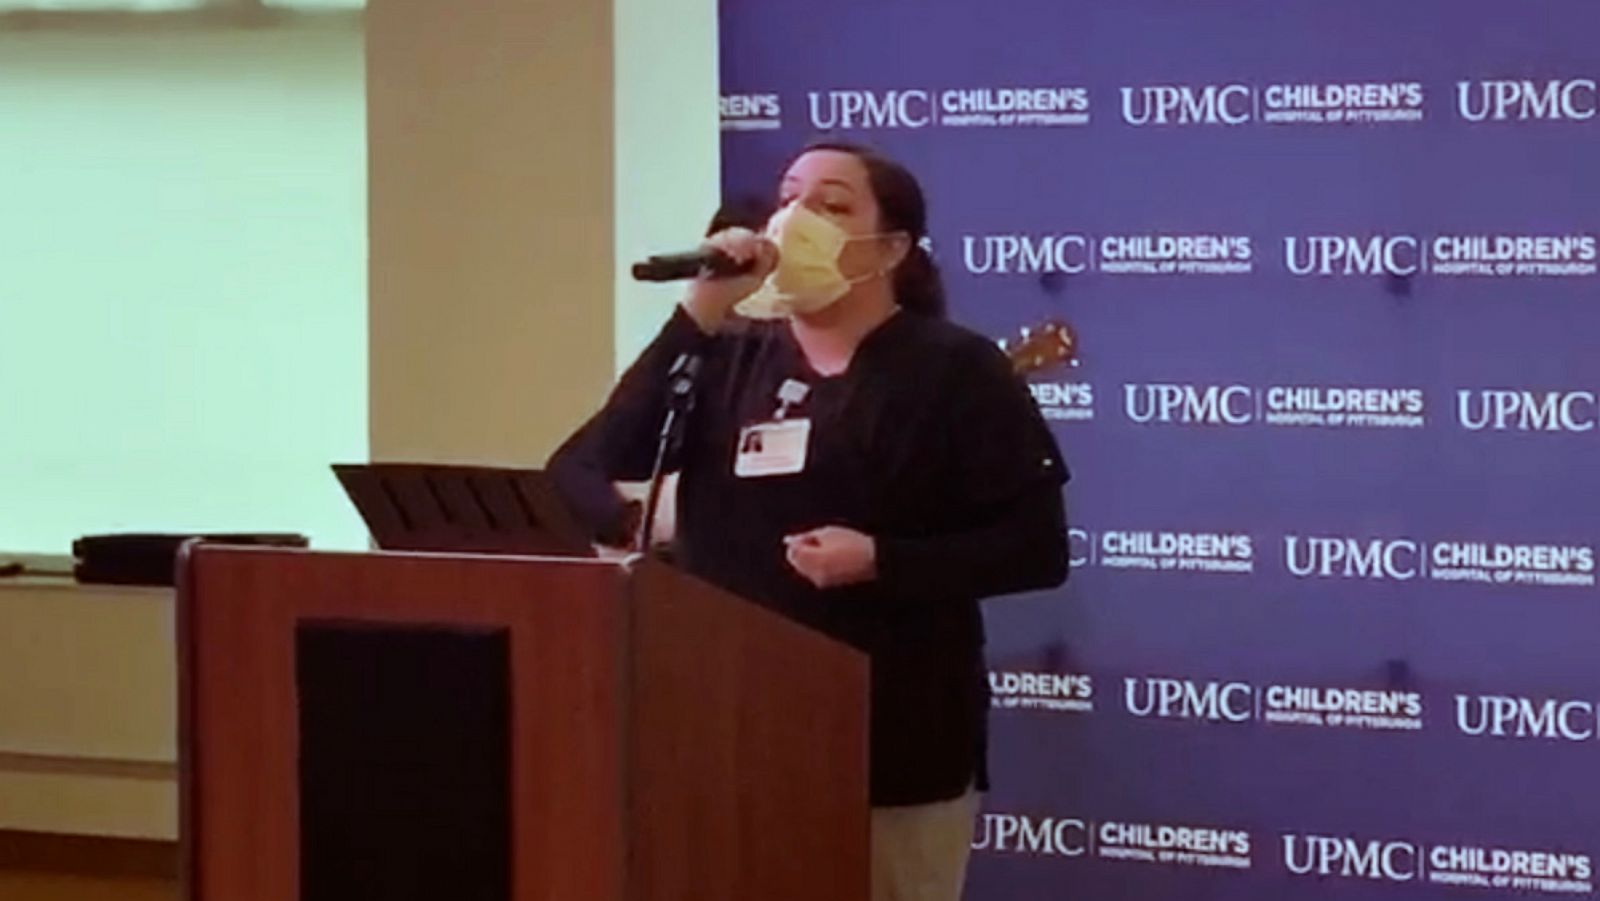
[553,307,1069,806]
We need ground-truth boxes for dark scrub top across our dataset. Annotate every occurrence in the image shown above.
[556,305,1069,806]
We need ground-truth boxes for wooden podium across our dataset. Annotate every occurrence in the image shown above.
[177,545,868,901]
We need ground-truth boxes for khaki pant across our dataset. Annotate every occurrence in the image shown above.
[870,787,981,901]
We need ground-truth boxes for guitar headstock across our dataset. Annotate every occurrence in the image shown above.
[998,320,1078,377]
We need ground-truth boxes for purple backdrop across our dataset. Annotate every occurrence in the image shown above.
[719,1,1600,898]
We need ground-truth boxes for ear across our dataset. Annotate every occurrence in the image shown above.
[878,232,913,272]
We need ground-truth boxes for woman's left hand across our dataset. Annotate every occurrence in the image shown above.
[783,526,878,589]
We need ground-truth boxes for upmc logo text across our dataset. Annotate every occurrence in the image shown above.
[1456,695,1599,742]
[1285,536,1422,580]
[1457,390,1599,432]
[1283,835,1419,882]
[1123,384,1424,430]
[963,235,1091,274]
[1124,678,1253,723]
[1285,236,1421,276]
[1122,80,1425,127]
[1285,235,1595,277]
[809,90,932,129]
[1124,384,1254,425]
[972,814,1089,856]
[809,87,1090,129]
[1284,535,1594,587]
[975,815,1255,870]
[963,234,1252,276]
[1458,78,1597,122]
[1285,833,1594,893]
[1121,83,1253,125]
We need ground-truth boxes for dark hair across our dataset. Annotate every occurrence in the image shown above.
[792,140,947,318]
[705,194,773,237]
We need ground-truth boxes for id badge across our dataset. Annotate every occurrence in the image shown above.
[734,418,812,477]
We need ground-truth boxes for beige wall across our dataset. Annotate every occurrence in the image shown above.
[367,0,617,465]
[1,0,718,847]
[0,581,176,840]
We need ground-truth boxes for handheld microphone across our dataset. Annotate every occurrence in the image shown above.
[631,248,756,282]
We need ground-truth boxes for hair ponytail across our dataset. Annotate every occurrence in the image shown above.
[893,241,947,318]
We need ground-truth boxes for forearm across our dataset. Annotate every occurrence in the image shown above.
[586,305,714,480]
[546,427,640,546]
[874,487,1068,600]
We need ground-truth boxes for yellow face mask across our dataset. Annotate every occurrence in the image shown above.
[736,203,895,320]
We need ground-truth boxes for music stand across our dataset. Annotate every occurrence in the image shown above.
[332,463,596,557]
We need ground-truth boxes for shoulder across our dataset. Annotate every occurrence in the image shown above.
[683,312,787,376]
[886,314,1015,388]
[890,314,1006,364]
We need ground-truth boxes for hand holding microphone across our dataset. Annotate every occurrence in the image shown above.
[679,228,779,333]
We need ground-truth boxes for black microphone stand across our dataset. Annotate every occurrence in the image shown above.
[634,352,701,555]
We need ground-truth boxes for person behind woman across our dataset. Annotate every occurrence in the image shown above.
[556,141,1069,901]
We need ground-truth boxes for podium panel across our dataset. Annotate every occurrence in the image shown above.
[178,546,867,901]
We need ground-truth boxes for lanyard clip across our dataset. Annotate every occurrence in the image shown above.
[774,378,810,421]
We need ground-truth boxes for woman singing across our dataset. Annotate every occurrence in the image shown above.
[553,141,1070,901]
